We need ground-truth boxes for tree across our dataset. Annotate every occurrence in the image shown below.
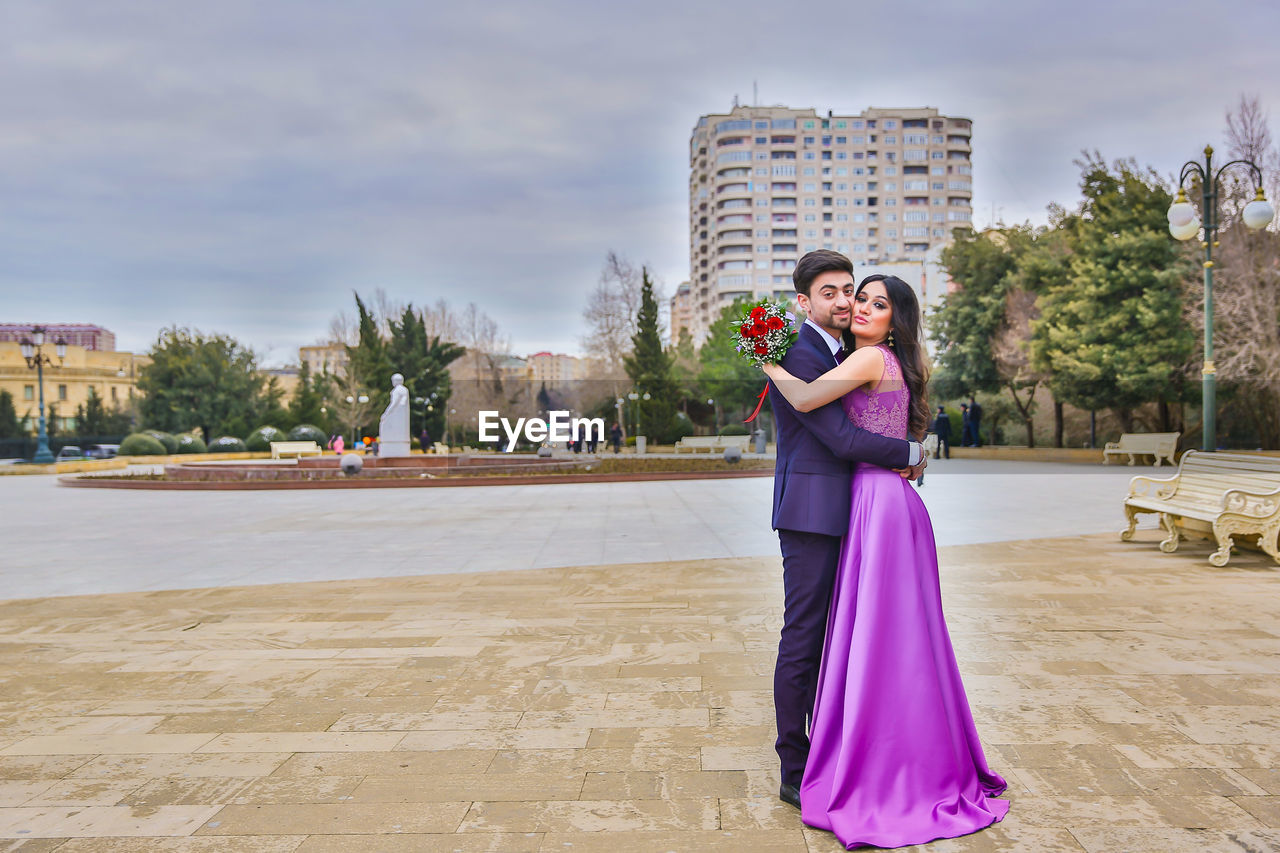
[932,225,1045,445]
[386,304,465,439]
[136,327,268,440]
[288,361,328,429]
[698,297,765,427]
[623,268,679,442]
[1031,155,1196,433]
[582,251,644,380]
[346,292,394,414]
[74,388,111,436]
[0,390,19,439]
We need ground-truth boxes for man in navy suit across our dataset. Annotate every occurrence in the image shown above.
[768,250,926,809]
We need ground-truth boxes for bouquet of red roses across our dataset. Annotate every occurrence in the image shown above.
[733,299,798,367]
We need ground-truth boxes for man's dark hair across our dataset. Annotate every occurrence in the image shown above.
[792,250,853,296]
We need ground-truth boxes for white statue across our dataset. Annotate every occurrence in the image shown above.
[379,373,411,457]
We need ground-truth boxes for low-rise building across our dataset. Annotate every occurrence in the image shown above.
[0,342,149,433]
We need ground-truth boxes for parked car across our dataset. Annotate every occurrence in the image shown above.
[84,444,120,459]
[55,446,85,461]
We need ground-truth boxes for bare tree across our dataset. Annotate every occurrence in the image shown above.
[1224,93,1280,225]
[991,287,1043,446]
[581,251,646,380]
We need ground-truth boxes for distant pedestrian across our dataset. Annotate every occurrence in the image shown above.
[960,404,972,447]
[968,397,984,447]
[419,427,432,453]
[332,434,345,455]
[610,422,623,454]
[931,406,951,459]
[586,431,599,454]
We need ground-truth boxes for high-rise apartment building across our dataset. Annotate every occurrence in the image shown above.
[688,105,972,340]
[0,323,116,352]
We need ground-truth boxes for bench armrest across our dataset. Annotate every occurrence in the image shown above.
[1103,442,1120,451]
[1128,474,1179,499]
[1222,486,1280,518]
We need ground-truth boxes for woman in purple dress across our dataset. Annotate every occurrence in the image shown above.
[762,274,1008,849]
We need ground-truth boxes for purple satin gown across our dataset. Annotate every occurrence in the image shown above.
[800,345,1009,849]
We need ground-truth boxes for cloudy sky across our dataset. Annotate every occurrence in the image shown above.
[2,1,1277,364]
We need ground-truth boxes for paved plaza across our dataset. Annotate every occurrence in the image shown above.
[0,462,1277,850]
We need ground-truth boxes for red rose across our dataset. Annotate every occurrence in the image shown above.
[750,306,765,320]
[740,323,753,337]
[753,322,769,336]
[768,316,784,330]
[754,342,769,355]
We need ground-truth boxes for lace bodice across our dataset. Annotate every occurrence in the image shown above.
[842,344,910,440]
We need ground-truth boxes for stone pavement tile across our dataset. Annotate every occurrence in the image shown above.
[196,802,471,835]
[1231,796,1280,827]
[1112,674,1279,706]
[699,744,775,771]
[121,774,363,807]
[457,798,720,832]
[990,743,1145,770]
[396,728,589,750]
[543,829,802,852]
[86,699,269,715]
[54,839,304,852]
[1008,794,1264,828]
[0,735,217,756]
[19,777,142,807]
[578,770,749,800]
[585,724,770,748]
[295,833,542,852]
[0,805,221,837]
[0,839,67,852]
[195,732,404,753]
[67,753,291,779]
[1114,743,1280,770]
[485,747,702,775]
[1237,768,1280,794]
[348,772,583,803]
[151,713,343,734]
[1069,826,1280,852]
[268,750,495,778]
[1008,766,1258,797]
[0,780,56,804]
[329,711,523,732]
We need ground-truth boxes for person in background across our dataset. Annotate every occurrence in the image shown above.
[932,405,951,459]
[960,404,972,447]
[968,396,984,447]
[610,422,623,454]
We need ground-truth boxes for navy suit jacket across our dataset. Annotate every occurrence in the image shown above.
[769,323,911,536]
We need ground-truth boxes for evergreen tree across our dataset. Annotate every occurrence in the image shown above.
[136,327,267,441]
[74,388,110,436]
[698,297,768,426]
[622,268,679,442]
[1031,156,1196,431]
[0,390,19,439]
[287,361,327,428]
[346,292,394,412]
[386,305,465,438]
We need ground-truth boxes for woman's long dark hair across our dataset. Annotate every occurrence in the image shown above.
[842,274,931,440]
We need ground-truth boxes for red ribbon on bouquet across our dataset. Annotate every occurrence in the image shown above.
[743,383,768,423]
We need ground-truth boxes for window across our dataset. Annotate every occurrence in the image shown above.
[885,213,898,222]
[838,243,849,253]
[885,228,897,238]
[757,245,769,252]
[904,227,928,237]
[804,198,816,206]
[755,137,767,144]
[804,213,817,222]
[804,244,817,252]
[804,152,815,160]
[803,167,816,176]
[903,149,927,161]
[933,135,945,144]
[904,180,927,191]
[835,213,848,222]
[853,213,867,222]
[836,152,847,160]
[851,136,865,144]
[835,167,848,176]
[932,166,946,175]
[757,276,770,285]
[837,198,849,207]
[883,120,896,129]
[934,213,946,221]
[756,260,769,269]
[853,167,866,175]
[58,385,67,401]
[772,164,796,176]
[836,136,846,144]
[24,385,33,401]
[884,198,897,206]
[772,119,796,129]
[933,151,946,159]
[905,211,928,222]
[756,167,768,176]
[716,150,751,164]
[883,166,896,176]
[803,182,816,192]
[853,244,866,252]
[755,120,769,129]
[837,229,849,238]
[805,229,817,238]
[715,119,751,133]
[885,135,896,145]
[804,121,815,128]
[836,183,847,191]
[886,244,898,254]
[851,120,863,129]
[885,182,897,191]
[904,134,928,145]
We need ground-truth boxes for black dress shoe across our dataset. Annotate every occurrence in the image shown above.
[779,782,801,810]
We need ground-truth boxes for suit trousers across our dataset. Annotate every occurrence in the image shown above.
[774,528,844,787]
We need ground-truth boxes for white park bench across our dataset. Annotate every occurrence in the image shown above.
[431,442,450,454]
[1121,450,1280,567]
[674,435,751,454]
[270,440,324,459]
[1103,432,1180,467]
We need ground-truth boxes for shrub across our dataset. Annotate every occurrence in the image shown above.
[118,432,167,456]
[144,430,178,453]
[669,411,695,442]
[718,423,750,436]
[176,432,207,454]
[209,436,247,453]
[287,423,327,445]
[245,426,286,452]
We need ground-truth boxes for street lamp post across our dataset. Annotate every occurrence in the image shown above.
[344,394,369,447]
[18,327,67,464]
[708,397,719,434]
[1168,145,1275,451]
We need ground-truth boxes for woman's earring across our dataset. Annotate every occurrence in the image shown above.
[887,329,895,348]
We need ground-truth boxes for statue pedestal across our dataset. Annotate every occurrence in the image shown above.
[380,440,410,458]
